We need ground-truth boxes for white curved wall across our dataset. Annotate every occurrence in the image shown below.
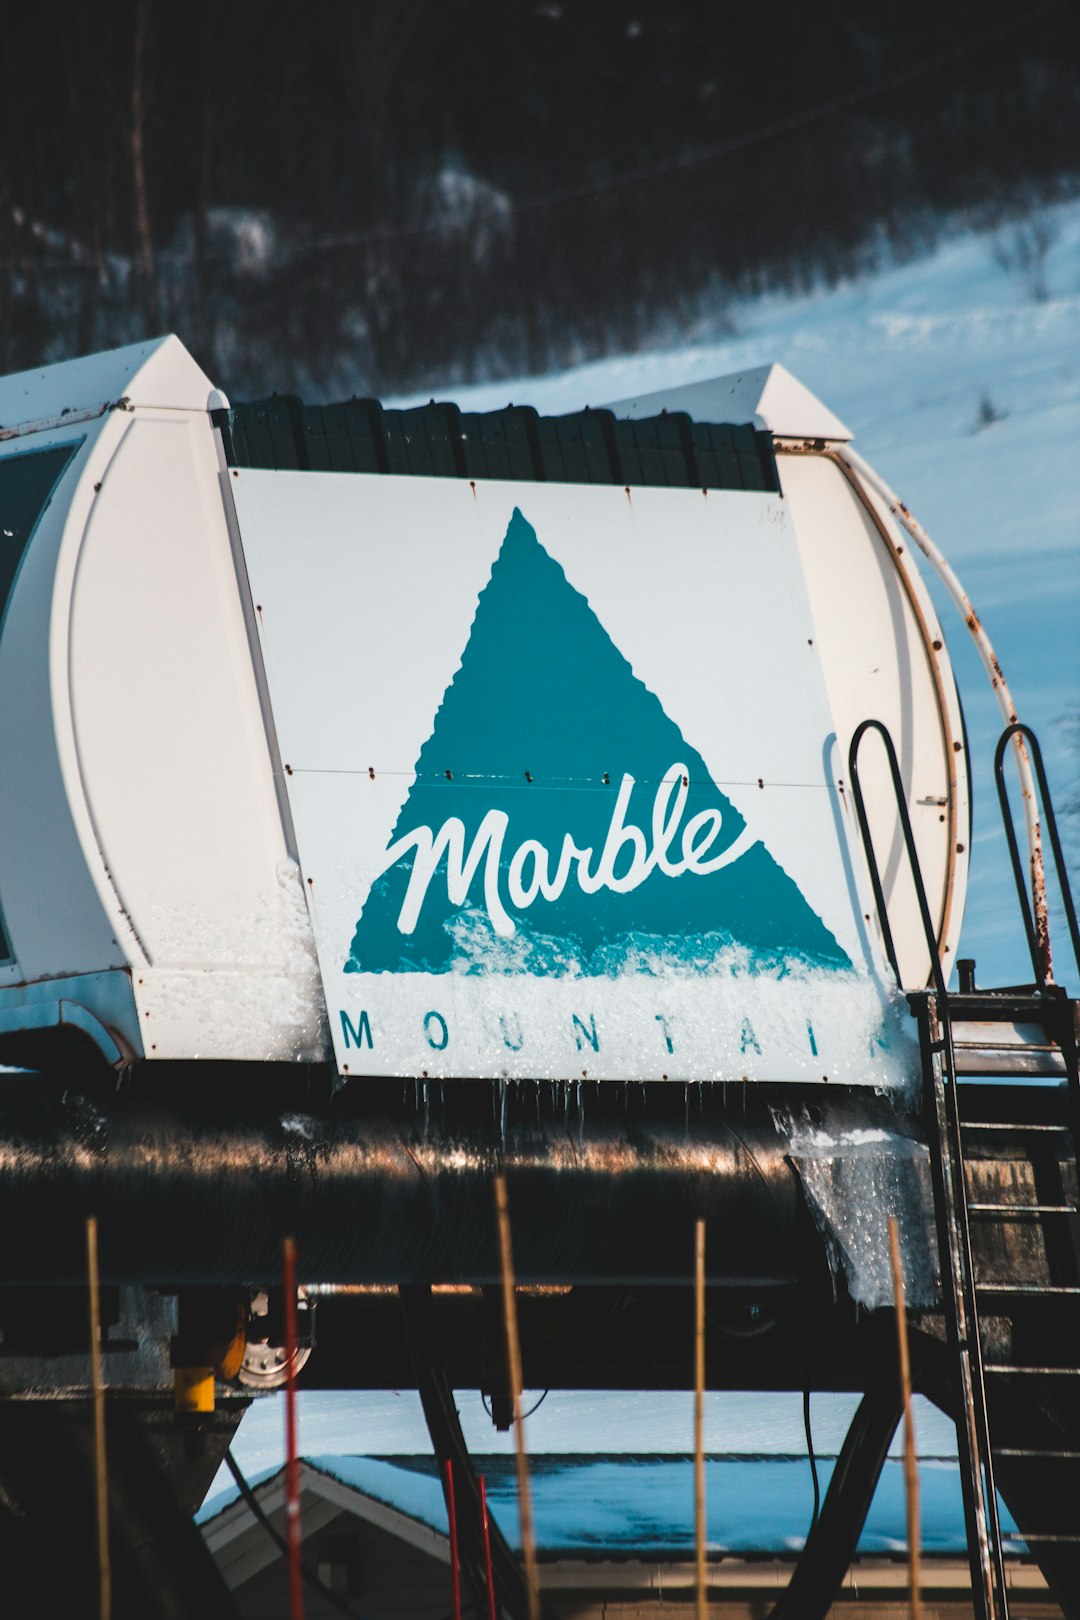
[781,450,967,988]
[0,339,329,1062]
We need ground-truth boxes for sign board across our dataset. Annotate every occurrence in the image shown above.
[233,472,911,1084]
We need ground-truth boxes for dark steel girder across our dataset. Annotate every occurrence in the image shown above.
[0,1072,808,1287]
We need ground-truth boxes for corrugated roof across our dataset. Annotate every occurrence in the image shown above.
[212,397,781,493]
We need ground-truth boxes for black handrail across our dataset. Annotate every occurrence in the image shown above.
[994,722,1080,990]
[848,718,947,995]
[849,718,1009,1617]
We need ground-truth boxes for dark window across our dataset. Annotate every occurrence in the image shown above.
[0,442,79,632]
[315,1532,361,1596]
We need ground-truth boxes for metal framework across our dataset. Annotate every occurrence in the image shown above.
[850,718,1080,1620]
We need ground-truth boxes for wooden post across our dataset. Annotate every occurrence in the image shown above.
[283,1236,305,1620]
[494,1173,540,1620]
[86,1216,111,1620]
[695,1217,707,1620]
[888,1215,922,1620]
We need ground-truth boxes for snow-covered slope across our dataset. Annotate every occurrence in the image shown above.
[398,200,1080,990]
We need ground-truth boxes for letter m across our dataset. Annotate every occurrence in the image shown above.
[340,1009,374,1050]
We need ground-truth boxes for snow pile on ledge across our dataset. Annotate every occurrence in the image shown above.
[776,1106,939,1309]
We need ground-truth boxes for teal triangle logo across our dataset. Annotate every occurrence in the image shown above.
[346,509,849,976]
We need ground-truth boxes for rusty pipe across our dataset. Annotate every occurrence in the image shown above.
[0,1076,799,1287]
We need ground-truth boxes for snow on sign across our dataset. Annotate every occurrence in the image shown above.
[232,470,908,1084]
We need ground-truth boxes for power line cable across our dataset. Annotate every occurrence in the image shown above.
[499,0,1072,218]
[273,0,1076,253]
[803,1387,821,1536]
[480,1388,550,1423]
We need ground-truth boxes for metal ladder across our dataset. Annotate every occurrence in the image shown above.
[849,719,1080,1620]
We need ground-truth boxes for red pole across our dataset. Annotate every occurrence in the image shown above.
[283,1236,304,1620]
[444,1458,462,1620]
[479,1474,497,1620]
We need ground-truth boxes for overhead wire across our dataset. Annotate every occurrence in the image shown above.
[803,1387,821,1536]
[251,0,1075,255]
[482,0,1072,222]
[480,1388,550,1423]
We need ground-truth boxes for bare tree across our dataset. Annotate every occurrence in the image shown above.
[992,215,1060,303]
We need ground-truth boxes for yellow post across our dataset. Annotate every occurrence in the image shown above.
[494,1173,540,1620]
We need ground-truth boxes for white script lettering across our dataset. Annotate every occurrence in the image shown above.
[379,763,756,937]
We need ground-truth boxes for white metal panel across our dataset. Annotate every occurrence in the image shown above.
[0,336,221,996]
[779,452,966,987]
[0,334,218,436]
[233,470,917,1085]
[64,412,327,1061]
[69,414,288,965]
[604,364,853,442]
[0,337,329,1062]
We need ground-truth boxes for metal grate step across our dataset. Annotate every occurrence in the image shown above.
[968,1202,1078,1215]
[1001,1533,1080,1545]
[994,1448,1080,1459]
[975,1283,1080,1296]
[960,1121,1070,1134]
[985,1364,1080,1376]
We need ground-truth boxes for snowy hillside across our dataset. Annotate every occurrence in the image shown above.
[398,198,1080,991]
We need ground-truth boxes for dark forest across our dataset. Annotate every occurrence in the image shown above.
[2,0,1078,398]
